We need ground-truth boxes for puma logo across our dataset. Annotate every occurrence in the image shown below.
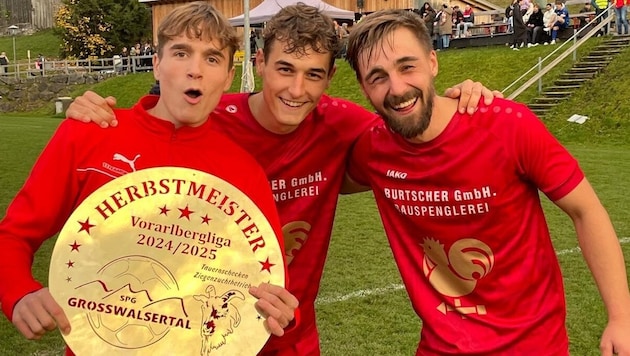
[113,153,141,172]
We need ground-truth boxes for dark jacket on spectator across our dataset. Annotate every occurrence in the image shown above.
[453,8,464,24]
[513,3,529,45]
[527,8,544,27]
[420,5,437,35]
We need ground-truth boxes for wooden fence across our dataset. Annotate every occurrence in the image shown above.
[0,55,155,79]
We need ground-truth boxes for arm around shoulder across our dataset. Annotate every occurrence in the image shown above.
[65,91,119,128]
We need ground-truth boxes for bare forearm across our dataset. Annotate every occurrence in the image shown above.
[575,206,630,320]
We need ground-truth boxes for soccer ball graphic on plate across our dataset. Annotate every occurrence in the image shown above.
[83,255,182,349]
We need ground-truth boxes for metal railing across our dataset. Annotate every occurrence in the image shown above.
[0,55,154,79]
[502,5,614,100]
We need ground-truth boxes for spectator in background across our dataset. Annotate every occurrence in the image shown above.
[579,2,594,28]
[523,1,535,22]
[120,46,129,72]
[551,0,570,44]
[419,2,437,47]
[250,29,257,54]
[511,0,529,49]
[35,54,44,75]
[254,29,264,50]
[0,52,8,75]
[613,0,629,35]
[131,43,141,69]
[438,3,454,50]
[141,41,153,68]
[333,20,341,58]
[452,5,464,37]
[543,2,558,44]
[338,23,350,58]
[505,3,515,32]
[527,3,545,45]
[456,4,475,38]
[592,0,609,35]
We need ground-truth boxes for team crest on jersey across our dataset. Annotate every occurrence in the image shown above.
[421,237,494,318]
[282,221,312,264]
[226,105,238,114]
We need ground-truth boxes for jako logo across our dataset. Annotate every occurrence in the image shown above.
[386,170,408,179]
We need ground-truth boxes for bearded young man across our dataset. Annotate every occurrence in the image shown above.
[345,9,630,356]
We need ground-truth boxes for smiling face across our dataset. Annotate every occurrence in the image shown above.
[149,35,234,128]
[356,27,438,141]
[248,3,339,134]
[253,42,334,133]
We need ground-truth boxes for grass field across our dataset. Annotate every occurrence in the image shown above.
[2,121,629,356]
[1,40,630,355]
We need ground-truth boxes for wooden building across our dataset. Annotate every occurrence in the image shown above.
[138,0,503,44]
[1,0,61,30]
[139,0,419,20]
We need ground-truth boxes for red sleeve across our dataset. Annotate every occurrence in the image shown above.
[339,102,383,149]
[347,128,375,187]
[511,104,584,201]
[0,121,81,320]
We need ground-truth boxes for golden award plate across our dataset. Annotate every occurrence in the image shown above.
[49,167,285,356]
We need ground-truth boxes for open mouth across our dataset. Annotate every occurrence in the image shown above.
[185,89,202,99]
[279,97,306,108]
[392,97,418,111]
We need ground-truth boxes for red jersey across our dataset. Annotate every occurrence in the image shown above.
[348,98,584,355]
[0,96,284,355]
[211,93,380,352]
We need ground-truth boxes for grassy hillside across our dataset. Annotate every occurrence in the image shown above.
[0,29,62,62]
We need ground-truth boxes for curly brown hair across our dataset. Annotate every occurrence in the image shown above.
[346,9,432,81]
[156,1,240,68]
[262,3,340,71]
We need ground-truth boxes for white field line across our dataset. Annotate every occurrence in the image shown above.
[316,236,630,306]
[0,122,45,129]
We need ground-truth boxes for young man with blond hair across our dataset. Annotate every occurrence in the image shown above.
[0,3,297,355]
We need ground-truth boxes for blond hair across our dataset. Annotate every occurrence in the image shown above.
[156,1,240,68]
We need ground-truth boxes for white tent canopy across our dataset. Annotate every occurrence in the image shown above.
[229,0,355,26]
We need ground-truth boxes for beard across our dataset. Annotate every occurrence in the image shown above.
[378,85,435,139]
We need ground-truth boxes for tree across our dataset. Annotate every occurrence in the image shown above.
[55,0,151,59]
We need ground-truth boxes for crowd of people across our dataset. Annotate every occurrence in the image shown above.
[416,1,575,51]
[117,41,155,72]
[508,0,572,49]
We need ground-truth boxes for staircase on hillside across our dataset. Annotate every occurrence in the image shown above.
[528,34,630,117]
